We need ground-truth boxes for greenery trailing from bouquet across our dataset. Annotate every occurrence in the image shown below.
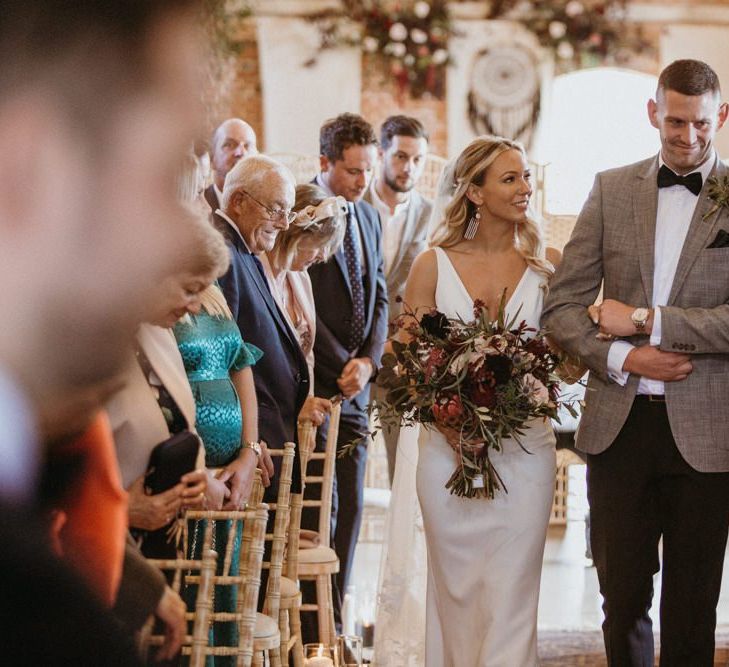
[341,294,580,499]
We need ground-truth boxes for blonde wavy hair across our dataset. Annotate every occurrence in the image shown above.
[430,135,553,280]
[268,184,346,272]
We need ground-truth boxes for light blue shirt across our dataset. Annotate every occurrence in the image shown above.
[0,367,38,503]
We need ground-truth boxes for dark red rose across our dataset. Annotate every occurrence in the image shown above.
[424,347,448,381]
[485,356,513,385]
[420,309,450,339]
[471,382,497,409]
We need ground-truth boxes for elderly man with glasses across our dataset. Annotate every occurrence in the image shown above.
[215,155,327,502]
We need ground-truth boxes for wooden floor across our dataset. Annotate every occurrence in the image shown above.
[539,631,729,666]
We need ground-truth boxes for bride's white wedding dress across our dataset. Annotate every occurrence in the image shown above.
[375,247,556,667]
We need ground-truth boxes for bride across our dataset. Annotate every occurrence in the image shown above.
[375,135,562,666]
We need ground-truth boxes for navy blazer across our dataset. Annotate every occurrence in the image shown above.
[214,213,308,493]
[308,198,388,412]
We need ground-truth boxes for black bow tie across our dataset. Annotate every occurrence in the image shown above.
[657,164,703,196]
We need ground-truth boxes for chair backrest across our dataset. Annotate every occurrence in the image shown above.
[140,548,217,667]
[185,506,269,667]
[300,401,341,546]
[261,442,295,622]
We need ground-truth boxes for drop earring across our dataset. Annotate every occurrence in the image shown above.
[464,209,481,240]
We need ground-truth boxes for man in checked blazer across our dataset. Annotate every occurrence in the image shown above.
[308,113,388,631]
[542,59,729,666]
[364,115,433,484]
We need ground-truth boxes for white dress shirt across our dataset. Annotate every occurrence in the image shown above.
[607,151,716,393]
[315,174,366,271]
[368,180,410,276]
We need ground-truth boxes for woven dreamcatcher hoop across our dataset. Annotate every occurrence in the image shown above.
[467,42,541,150]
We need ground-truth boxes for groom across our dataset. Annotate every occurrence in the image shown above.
[542,59,729,666]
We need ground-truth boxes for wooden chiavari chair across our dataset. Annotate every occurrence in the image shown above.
[296,401,342,646]
[139,547,217,666]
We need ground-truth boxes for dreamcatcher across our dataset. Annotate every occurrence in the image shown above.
[467,43,541,150]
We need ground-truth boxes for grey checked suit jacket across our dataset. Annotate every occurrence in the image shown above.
[542,155,729,472]
[364,187,432,321]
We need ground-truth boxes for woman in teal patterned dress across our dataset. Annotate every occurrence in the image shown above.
[175,280,266,665]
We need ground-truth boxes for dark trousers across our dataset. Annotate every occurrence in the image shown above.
[587,397,729,667]
[301,405,369,643]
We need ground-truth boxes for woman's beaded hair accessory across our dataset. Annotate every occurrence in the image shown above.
[294,195,348,230]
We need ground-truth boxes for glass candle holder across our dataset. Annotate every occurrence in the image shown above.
[303,643,337,667]
[337,634,363,667]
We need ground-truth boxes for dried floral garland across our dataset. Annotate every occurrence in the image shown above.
[306,0,651,99]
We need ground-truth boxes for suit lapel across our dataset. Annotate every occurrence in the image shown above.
[390,192,419,284]
[668,158,729,305]
[355,203,375,286]
[214,213,303,358]
[242,254,303,354]
[333,246,353,296]
[204,184,219,213]
[633,157,659,305]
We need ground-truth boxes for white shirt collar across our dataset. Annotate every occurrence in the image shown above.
[215,208,253,253]
[213,183,224,207]
[315,173,334,198]
[369,179,411,216]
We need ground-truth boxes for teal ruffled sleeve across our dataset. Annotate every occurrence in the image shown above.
[232,341,263,371]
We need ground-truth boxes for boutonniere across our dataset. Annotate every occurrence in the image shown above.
[703,175,729,221]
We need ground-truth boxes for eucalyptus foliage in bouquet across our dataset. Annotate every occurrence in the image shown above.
[373,295,578,499]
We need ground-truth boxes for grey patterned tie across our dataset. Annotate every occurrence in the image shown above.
[343,208,365,352]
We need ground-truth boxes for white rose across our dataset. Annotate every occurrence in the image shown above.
[557,41,575,60]
[565,0,584,17]
[410,28,428,45]
[363,36,379,53]
[389,22,408,42]
[404,54,415,66]
[414,1,431,19]
[391,42,407,58]
[432,48,448,65]
[549,21,567,39]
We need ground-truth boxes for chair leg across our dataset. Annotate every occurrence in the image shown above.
[252,651,264,667]
[269,645,282,667]
[315,574,331,646]
[325,575,336,647]
[289,605,305,667]
[278,609,289,666]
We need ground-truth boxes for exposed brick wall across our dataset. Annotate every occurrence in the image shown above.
[360,54,448,157]
[227,19,264,148]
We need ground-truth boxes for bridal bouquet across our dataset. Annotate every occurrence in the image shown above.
[374,296,577,499]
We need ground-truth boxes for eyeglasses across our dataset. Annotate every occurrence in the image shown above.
[239,189,296,224]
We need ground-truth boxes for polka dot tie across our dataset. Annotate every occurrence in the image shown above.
[343,209,365,352]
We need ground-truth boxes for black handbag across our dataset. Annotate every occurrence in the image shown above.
[144,431,200,495]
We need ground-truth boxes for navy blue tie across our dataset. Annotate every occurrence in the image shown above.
[343,209,365,352]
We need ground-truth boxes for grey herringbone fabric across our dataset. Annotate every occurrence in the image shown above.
[542,155,729,472]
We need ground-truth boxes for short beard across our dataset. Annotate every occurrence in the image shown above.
[384,170,414,194]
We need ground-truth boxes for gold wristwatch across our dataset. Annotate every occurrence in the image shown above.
[631,307,650,334]
[242,441,262,458]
